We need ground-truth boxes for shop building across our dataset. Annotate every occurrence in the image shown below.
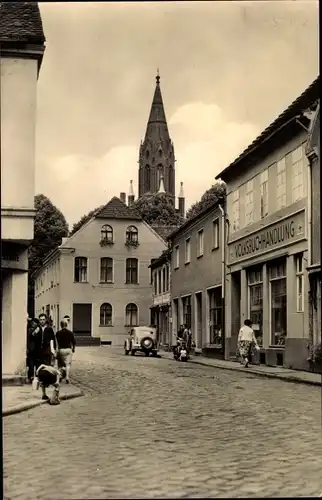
[305,99,321,366]
[168,201,225,358]
[149,249,171,349]
[34,196,166,346]
[1,3,45,374]
[216,77,319,370]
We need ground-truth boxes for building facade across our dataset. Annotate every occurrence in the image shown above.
[168,202,225,358]
[149,250,171,349]
[34,197,167,346]
[216,77,319,371]
[1,3,45,374]
[305,100,321,366]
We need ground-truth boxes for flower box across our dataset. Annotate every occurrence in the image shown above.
[125,240,139,248]
[100,239,114,247]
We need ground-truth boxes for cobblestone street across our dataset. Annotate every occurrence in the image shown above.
[3,347,322,499]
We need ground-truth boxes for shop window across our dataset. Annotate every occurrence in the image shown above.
[182,296,191,329]
[269,261,287,346]
[295,254,304,312]
[276,158,286,210]
[185,238,191,264]
[248,267,263,346]
[209,288,223,346]
[197,229,204,257]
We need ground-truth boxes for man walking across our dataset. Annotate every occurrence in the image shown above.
[33,313,57,366]
[56,319,76,384]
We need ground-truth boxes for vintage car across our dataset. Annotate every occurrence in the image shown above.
[124,326,158,357]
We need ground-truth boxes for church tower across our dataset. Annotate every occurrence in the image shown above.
[138,72,176,204]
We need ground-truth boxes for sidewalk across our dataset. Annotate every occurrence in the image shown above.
[160,350,322,387]
[3,382,83,417]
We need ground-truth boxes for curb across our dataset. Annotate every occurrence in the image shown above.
[3,389,84,417]
[161,354,322,387]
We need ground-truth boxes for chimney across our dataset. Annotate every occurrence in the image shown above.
[178,181,185,218]
[128,180,135,207]
[120,192,126,204]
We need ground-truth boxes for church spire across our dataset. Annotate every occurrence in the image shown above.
[144,70,170,143]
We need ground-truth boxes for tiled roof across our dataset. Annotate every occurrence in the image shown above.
[167,200,222,241]
[95,196,142,221]
[0,2,45,44]
[151,224,181,240]
[216,76,320,180]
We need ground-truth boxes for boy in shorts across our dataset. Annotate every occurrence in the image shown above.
[36,364,62,405]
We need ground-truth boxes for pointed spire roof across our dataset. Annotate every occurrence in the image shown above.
[178,181,185,198]
[144,71,170,143]
[95,197,141,221]
[128,180,135,197]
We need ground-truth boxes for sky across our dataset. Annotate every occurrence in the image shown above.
[36,1,319,228]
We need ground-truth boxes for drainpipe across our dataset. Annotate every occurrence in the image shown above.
[218,203,226,356]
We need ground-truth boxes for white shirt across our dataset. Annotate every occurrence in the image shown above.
[238,325,256,343]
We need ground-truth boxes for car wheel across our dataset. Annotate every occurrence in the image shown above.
[131,349,136,356]
[140,337,153,351]
[144,351,150,357]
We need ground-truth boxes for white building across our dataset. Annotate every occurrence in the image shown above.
[1,3,45,374]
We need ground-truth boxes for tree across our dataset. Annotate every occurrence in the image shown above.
[28,194,69,315]
[186,181,226,220]
[133,193,183,226]
[69,205,104,236]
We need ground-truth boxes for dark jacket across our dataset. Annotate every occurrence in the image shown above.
[33,326,56,356]
[56,328,76,350]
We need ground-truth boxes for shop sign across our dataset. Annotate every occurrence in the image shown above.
[228,210,306,264]
[1,243,28,271]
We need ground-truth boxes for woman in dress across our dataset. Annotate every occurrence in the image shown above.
[237,319,258,367]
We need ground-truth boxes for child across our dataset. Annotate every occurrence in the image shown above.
[36,364,62,405]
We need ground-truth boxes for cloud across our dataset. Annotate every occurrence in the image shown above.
[36,101,259,227]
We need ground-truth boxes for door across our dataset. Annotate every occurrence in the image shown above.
[73,303,92,336]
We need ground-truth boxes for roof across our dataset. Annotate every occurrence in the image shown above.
[149,249,171,269]
[167,199,223,242]
[144,73,170,144]
[0,2,45,44]
[151,224,181,241]
[94,196,142,221]
[216,76,320,180]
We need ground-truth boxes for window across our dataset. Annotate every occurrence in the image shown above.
[101,225,113,243]
[209,288,223,346]
[232,189,240,231]
[158,269,162,294]
[182,296,191,329]
[197,229,204,257]
[295,254,304,312]
[162,267,166,293]
[144,165,151,192]
[245,180,254,225]
[185,238,191,264]
[292,146,304,203]
[126,226,138,244]
[125,303,138,327]
[153,271,157,295]
[126,258,138,284]
[100,303,112,326]
[165,265,169,292]
[260,170,268,218]
[212,219,219,249]
[248,267,263,346]
[174,245,179,269]
[74,257,88,283]
[276,158,286,210]
[269,261,287,346]
[100,257,113,283]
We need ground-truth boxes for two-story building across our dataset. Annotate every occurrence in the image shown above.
[216,76,319,371]
[1,3,45,374]
[34,196,167,346]
[149,249,171,348]
[305,99,321,365]
[167,201,225,358]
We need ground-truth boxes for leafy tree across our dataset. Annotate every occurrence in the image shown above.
[69,205,104,236]
[28,194,69,315]
[133,193,183,226]
[186,181,226,220]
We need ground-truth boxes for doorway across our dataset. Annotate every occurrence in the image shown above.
[73,303,92,336]
[195,292,203,348]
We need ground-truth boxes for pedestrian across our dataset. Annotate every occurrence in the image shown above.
[237,319,258,367]
[26,318,40,382]
[56,319,76,384]
[36,363,62,404]
[33,313,57,366]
